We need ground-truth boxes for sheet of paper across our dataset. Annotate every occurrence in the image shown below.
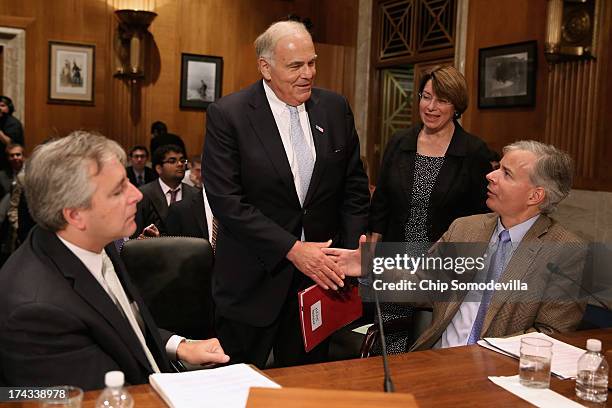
[149,363,281,408]
[477,339,515,357]
[489,375,585,408]
[352,323,373,335]
[482,332,585,379]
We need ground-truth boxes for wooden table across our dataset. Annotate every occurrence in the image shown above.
[6,329,612,407]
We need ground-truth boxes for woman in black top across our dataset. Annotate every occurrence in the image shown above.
[369,65,491,353]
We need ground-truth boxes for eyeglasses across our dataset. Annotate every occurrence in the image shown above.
[419,92,452,107]
[162,157,188,165]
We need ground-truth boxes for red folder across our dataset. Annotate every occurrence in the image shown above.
[299,282,363,352]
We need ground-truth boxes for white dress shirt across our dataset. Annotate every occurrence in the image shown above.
[435,214,540,348]
[263,80,316,240]
[56,235,184,359]
[158,178,182,206]
[202,187,214,240]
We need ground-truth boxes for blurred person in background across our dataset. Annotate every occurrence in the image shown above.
[0,96,24,172]
[126,145,157,187]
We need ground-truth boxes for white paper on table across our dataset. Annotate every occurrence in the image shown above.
[477,339,515,357]
[352,323,373,335]
[489,375,585,408]
[481,332,585,379]
[149,363,281,408]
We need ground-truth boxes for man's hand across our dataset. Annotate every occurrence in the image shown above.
[287,240,345,290]
[322,234,366,277]
[137,224,160,239]
[176,338,230,365]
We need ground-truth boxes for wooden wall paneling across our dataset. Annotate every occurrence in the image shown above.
[0,0,358,158]
[544,0,611,190]
[461,0,548,155]
[0,1,111,149]
[315,43,356,107]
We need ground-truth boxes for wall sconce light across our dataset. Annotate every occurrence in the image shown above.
[544,0,599,64]
[114,9,157,80]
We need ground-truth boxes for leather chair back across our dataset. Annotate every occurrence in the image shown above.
[121,237,215,339]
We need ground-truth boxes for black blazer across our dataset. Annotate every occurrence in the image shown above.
[203,81,370,326]
[369,122,491,242]
[134,181,198,237]
[166,191,208,239]
[126,166,158,187]
[0,227,172,390]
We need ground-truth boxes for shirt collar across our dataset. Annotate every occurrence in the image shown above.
[56,234,104,280]
[495,214,540,244]
[158,178,180,195]
[262,80,306,114]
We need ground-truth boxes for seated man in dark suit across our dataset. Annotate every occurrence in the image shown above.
[134,144,198,236]
[126,145,157,187]
[166,191,208,239]
[0,131,228,390]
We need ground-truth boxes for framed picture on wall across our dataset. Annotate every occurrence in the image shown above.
[180,53,223,110]
[48,41,95,105]
[478,41,537,108]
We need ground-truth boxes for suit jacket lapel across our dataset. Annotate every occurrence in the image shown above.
[428,123,469,211]
[481,215,549,335]
[151,183,169,220]
[34,228,154,373]
[246,82,300,205]
[192,193,208,238]
[398,130,418,210]
[304,92,329,206]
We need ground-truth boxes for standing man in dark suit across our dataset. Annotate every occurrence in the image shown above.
[126,145,157,187]
[0,131,228,390]
[134,144,198,236]
[203,20,370,368]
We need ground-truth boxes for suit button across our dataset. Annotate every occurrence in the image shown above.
[303,209,308,215]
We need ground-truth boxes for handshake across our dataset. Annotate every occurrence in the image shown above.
[286,235,367,290]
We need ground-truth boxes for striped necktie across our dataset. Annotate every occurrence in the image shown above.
[467,229,511,344]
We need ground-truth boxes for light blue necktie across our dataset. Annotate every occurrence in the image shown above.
[467,229,511,344]
[288,105,314,205]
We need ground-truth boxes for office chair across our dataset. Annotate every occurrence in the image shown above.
[578,304,612,330]
[360,307,433,358]
[121,237,215,340]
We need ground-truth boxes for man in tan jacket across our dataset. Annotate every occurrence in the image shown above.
[325,140,587,350]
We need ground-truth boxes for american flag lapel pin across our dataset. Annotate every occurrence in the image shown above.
[315,125,324,133]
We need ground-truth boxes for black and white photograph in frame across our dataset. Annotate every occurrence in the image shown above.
[180,53,223,109]
[478,41,537,108]
[48,41,95,105]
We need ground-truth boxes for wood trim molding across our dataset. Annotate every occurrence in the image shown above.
[0,16,35,29]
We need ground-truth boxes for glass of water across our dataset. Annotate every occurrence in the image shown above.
[38,386,83,408]
[519,337,553,388]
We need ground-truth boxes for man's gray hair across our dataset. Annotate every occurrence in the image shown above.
[254,20,311,61]
[25,130,126,232]
[503,140,573,214]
